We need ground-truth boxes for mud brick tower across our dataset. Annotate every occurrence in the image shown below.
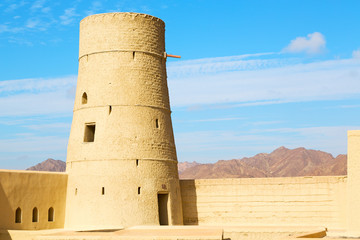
[64,12,183,229]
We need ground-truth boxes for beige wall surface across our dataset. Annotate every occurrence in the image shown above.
[347,130,360,236]
[0,170,68,230]
[180,176,347,230]
[65,12,183,229]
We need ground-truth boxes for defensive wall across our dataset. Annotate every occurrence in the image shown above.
[0,172,349,231]
[181,176,347,230]
[0,170,67,230]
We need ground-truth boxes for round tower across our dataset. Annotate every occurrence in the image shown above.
[64,12,183,229]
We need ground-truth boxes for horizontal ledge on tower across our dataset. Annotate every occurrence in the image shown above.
[78,49,165,61]
[68,158,178,163]
[74,104,172,113]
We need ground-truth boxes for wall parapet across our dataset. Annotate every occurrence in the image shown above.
[180,176,347,230]
[0,170,68,230]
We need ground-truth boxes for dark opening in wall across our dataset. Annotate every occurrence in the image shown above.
[136,159,139,166]
[102,187,105,195]
[82,92,88,104]
[138,187,141,195]
[15,207,21,223]
[133,51,135,60]
[32,207,38,222]
[48,207,54,222]
[109,105,112,115]
[84,123,96,142]
[158,193,169,225]
[155,119,159,129]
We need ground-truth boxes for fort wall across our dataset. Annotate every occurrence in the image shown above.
[0,170,67,230]
[180,176,347,230]
[347,130,360,236]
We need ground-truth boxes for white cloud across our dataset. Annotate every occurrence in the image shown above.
[175,125,358,163]
[5,1,27,12]
[167,55,360,107]
[60,8,78,25]
[353,49,360,59]
[0,24,23,33]
[283,32,326,54]
[0,76,76,117]
[26,18,40,29]
[85,1,102,16]
[31,0,46,11]
[186,117,245,123]
[42,6,51,13]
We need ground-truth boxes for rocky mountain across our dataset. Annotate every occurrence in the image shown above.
[179,146,347,179]
[178,161,201,174]
[27,147,347,179]
[26,158,66,172]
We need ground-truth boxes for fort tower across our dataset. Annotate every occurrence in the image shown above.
[64,12,183,229]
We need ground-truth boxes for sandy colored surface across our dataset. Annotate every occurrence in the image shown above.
[65,12,183,229]
[0,170,67,230]
[181,176,347,231]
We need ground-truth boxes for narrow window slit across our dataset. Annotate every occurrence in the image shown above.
[155,119,159,129]
[32,207,38,223]
[109,105,112,115]
[82,92,87,104]
[133,51,135,59]
[15,207,21,223]
[136,159,139,166]
[138,187,141,195]
[48,207,54,222]
[102,187,105,195]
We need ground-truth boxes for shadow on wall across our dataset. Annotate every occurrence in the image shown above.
[180,180,199,225]
[0,183,13,239]
[0,231,12,240]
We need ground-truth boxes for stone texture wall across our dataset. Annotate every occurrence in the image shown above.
[180,176,347,230]
[347,130,360,236]
[0,170,67,230]
[65,12,182,229]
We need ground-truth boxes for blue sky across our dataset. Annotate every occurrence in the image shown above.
[0,0,360,169]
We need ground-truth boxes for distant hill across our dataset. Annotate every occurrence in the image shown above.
[27,147,347,179]
[178,146,347,179]
[178,161,201,175]
[26,158,66,172]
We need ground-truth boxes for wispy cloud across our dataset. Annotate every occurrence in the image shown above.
[0,24,23,33]
[283,32,326,55]
[60,7,78,25]
[4,1,28,12]
[186,117,245,123]
[26,18,40,29]
[353,49,360,59]
[0,76,76,117]
[85,1,103,16]
[175,125,358,163]
[30,0,46,11]
[338,104,360,109]
[168,55,360,107]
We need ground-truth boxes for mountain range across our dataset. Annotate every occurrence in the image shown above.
[26,146,347,179]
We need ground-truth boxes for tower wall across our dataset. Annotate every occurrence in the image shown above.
[347,130,360,236]
[64,13,183,229]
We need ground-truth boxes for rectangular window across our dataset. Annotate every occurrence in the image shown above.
[84,123,96,142]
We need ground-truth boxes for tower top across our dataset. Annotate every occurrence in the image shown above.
[78,12,166,60]
[80,12,165,25]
